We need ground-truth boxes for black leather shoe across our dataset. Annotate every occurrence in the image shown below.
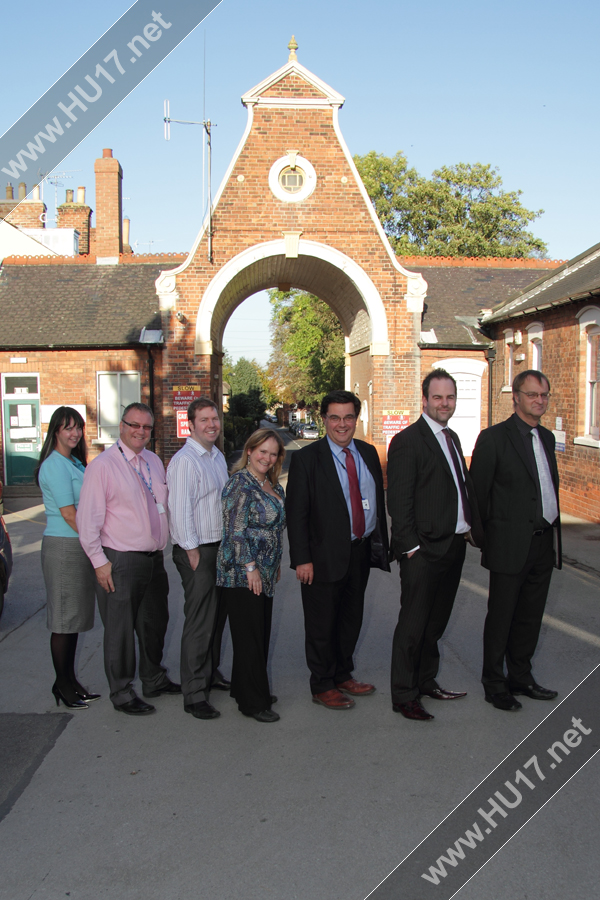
[393,699,434,720]
[251,709,280,723]
[421,687,467,700]
[510,683,558,701]
[211,672,231,691]
[485,692,522,711]
[115,697,156,716]
[185,701,220,719]
[143,681,182,698]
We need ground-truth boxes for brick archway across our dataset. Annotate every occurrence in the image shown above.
[155,46,427,464]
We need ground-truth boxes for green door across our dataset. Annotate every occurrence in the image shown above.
[2,374,42,485]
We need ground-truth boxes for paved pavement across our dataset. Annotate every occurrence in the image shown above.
[0,435,599,900]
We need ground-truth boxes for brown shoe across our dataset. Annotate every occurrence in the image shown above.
[312,689,355,709]
[337,678,376,696]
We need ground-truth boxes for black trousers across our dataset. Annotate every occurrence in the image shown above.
[301,538,371,695]
[391,534,466,704]
[223,586,273,716]
[482,528,554,695]
[96,548,170,707]
[173,543,226,705]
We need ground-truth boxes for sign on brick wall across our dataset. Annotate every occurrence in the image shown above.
[173,385,201,439]
[382,410,410,450]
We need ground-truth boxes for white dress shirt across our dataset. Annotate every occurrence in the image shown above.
[422,413,470,535]
[167,438,228,549]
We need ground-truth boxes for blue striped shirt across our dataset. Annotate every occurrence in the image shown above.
[167,438,228,549]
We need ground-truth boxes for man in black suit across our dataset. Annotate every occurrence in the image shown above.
[387,369,483,721]
[286,390,390,710]
[470,370,561,711]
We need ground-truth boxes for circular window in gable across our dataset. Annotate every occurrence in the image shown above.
[269,155,316,203]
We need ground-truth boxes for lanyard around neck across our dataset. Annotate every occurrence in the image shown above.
[117,441,156,501]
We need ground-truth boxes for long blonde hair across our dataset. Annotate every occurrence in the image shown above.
[232,428,286,486]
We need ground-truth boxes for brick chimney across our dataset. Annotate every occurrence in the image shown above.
[1,182,47,229]
[94,148,122,261]
[57,185,93,254]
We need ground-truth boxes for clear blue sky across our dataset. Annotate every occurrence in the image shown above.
[3,0,599,364]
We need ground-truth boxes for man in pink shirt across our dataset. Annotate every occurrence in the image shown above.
[77,402,180,715]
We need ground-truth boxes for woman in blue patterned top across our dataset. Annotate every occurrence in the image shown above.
[217,428,286,723]
[35,407,99,710]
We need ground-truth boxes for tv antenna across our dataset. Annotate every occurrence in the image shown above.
[37,169,82,224]
[163,100,215,263]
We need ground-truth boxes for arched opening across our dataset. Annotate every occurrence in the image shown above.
[195,241,391,441]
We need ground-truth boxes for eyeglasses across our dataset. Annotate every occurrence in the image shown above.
[326,415,357,425]
[517,391,550,401]
[121,420,153,431]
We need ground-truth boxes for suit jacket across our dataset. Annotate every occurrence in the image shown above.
[286,437,390,583]
[469,414,562,575]
[387,416,483,563]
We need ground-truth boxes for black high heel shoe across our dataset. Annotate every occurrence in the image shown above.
[52,684,89,710]
[75,689,101,702]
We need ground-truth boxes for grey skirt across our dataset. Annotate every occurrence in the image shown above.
[41,535,96,633]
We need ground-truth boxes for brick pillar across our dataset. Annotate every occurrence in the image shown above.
[57,186,92,254]
[94,149,122,259]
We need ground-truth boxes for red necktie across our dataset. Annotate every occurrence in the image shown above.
[343,448,365,538]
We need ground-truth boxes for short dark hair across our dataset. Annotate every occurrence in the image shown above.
[188,396,218,422]
[512,369,550,394]
[422,368,457,399]
[121,402,154,423]
[35,406,87,485]
[320,390,361,418]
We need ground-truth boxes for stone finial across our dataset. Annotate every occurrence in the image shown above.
[288,35,298,62]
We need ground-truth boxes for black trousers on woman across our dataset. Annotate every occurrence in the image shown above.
[223,586,273,716]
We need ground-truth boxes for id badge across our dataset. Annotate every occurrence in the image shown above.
[156,502,166,514]
[362,498,370,510]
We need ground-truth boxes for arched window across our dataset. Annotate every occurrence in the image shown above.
[526,322,544,371]
[576,307,600,444]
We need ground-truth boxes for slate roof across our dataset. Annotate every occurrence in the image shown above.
[404,264,558,345]
[0,263,178,347]
[483,242,600,323]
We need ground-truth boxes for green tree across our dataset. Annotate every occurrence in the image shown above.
[268,290,345,406]
[354,153,547,258]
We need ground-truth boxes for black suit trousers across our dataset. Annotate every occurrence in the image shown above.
[482,528,554,694]
[96,548,170,707]
[301,538,371,695]
[173,543,225,705]
[391,535,466,704]
[224,586,273,716]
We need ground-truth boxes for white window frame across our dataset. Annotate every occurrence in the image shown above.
[526,321,544,371]
[575,307,600,448]
[95,370,141,445]
[502,328,514,391]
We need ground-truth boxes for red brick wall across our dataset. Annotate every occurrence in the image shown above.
[57,202,92,254]
[488,302,600,522]
[4,201,47,229]
[0,349,162,481]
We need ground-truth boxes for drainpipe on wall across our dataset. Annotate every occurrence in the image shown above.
[485,346,496,427]
[147,347,155,452]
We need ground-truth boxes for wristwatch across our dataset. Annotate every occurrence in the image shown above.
[245,563,257,572]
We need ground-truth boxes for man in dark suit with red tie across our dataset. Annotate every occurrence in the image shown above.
[470,370,561,711]
[286,390,390,710]
[387,369,483,720]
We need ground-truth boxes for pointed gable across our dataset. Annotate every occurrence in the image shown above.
[241,60,345,109]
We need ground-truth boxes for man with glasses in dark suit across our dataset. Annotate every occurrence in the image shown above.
[470,370,561,711]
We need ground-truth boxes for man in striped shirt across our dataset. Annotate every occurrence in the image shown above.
[167,398,229,720]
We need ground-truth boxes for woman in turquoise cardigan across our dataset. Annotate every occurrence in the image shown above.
[217,428,286,723]
[36,407,99,709]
